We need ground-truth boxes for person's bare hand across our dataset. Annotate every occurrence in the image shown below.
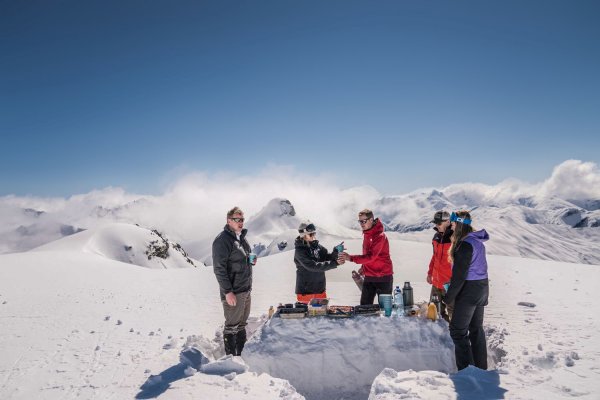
[225,292,237,306]
[426,275,432,284]
[357,266,364,275]
[340,252,352,261]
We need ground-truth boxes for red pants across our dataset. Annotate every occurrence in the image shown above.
[296,292,327,303]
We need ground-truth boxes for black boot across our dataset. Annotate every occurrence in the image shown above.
[235,329,247,356]
[223,333,237,356]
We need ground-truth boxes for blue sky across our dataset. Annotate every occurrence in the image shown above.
[1,0,599,196]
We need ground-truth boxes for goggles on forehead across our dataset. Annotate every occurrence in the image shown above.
[299,223,316,234]
[450,212,472,225]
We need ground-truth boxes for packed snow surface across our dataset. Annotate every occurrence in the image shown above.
[0,229,599,399]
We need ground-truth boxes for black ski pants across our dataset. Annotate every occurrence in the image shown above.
[449,300,487,370]
[360,280,393,305]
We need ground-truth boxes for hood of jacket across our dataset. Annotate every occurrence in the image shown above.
[466,229,489,243]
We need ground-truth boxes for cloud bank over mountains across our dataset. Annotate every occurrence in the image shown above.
[1,160,599,264]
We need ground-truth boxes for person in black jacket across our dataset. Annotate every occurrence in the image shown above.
[212,206,254,356]
[294,221,344,303]
[443,210,490,371]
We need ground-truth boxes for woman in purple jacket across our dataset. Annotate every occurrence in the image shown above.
[443,210,489,371]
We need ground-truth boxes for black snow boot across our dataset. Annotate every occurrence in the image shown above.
[223,333,237,356]
[235,329,247,356]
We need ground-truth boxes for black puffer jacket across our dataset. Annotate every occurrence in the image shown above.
[294,237,339,295]
[212,225,253,300]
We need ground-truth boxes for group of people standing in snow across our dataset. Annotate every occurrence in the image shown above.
[211,205,489,372]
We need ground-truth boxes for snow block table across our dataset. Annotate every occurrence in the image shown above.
[244,316,456,400]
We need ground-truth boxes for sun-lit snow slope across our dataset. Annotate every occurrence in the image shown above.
[0,236,599,399]
[32,223,200,269]
[0,250,301,399]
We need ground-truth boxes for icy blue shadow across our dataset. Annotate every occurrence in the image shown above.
[450,366,507,399]
[135,363,189,399]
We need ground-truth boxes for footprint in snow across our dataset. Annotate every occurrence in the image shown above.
[518,302,536,308]
[565,356,575,367]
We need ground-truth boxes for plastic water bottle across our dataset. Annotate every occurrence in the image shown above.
[403,281,414,308]
[393,286,403,316]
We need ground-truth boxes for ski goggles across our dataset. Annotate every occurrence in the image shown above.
[450,212,472,225]
[299,223,317,234]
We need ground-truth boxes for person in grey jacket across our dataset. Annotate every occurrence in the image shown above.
[212,206,254,356]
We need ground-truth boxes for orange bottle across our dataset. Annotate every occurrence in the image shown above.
[426,302,438,321]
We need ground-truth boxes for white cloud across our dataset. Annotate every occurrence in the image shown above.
[538,160,600,200]
[1,160,599,254]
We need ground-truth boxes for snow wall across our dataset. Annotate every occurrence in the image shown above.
[244,316,457,400]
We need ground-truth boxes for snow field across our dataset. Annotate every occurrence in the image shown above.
[1,226,599,399]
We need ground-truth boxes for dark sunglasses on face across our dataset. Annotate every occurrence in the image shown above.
[358,218,371,225]
[230,217,245,223]
[307,232,316,237]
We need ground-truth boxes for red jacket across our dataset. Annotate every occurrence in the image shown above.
[427,228,453,289]
[350,219,393,277]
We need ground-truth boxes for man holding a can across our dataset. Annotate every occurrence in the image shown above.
[340,209,394,305]
[212,206,255,356]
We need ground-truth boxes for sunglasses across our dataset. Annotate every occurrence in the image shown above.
[307,232,316,237]
[358,219,371,225]
[229,217,245,223]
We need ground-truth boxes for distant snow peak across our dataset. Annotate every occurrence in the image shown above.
[279,199,296,216]
[145,229,197,267]
[23,208,44,217]
[246,198,301,235]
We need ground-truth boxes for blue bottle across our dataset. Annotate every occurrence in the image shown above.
[393,286,403,316]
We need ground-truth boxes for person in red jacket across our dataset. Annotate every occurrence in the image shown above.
[427,210,454,322]
[341,209,394,305]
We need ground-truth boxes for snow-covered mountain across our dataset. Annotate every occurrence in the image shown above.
[244,198,353,258]
[0,205,84,253]
[2,192,599,265]
[1,160,599,265]
[366,188,600,265]
[33,223,202,269]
